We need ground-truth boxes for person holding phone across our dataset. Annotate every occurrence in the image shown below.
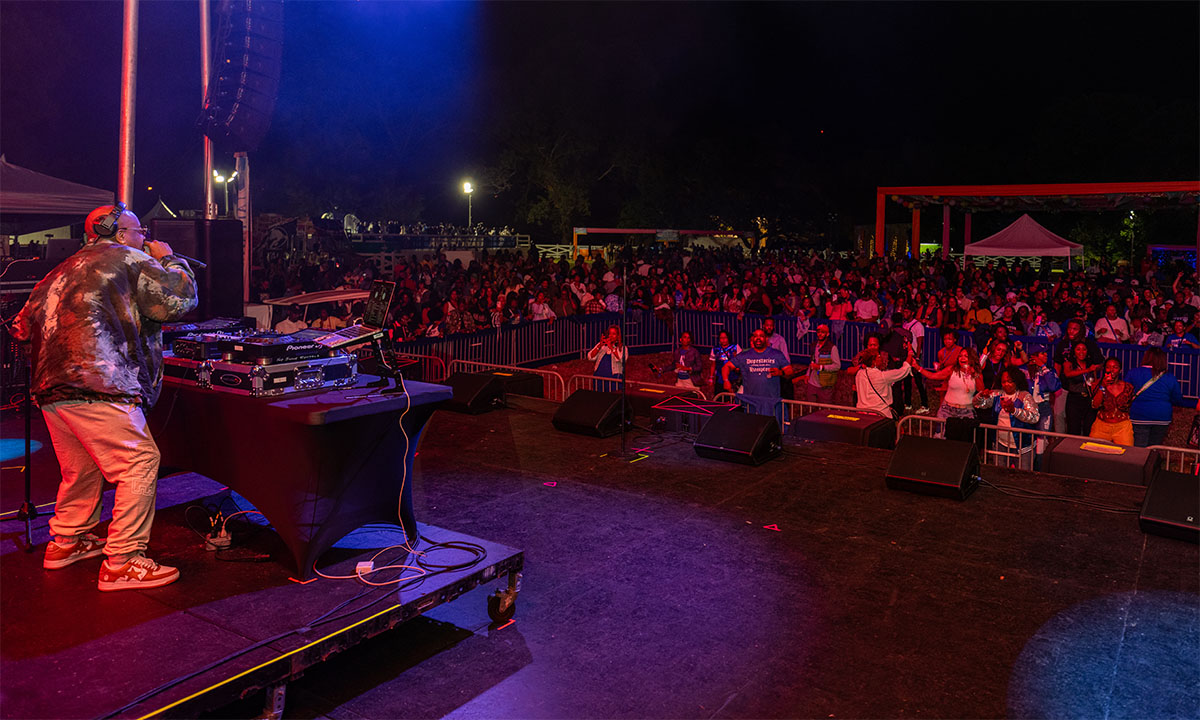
[588,325,628,379]
[974,368,1040,466]
[1089,357,1134,446]
[1061,341,1103,436]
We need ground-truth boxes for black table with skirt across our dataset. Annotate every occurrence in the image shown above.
[148,375,452,578]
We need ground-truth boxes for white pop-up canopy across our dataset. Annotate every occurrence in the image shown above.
[0,155,115,236]
[964,213,1082,257]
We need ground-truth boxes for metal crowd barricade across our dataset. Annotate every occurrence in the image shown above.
[713,391,856,433]
[392,311,1200,401]
[1164,348,1200,398]
[896,413,945,440]
[393,352,448,383]
[1147,445,1200,474]
[898,415,1200,477]
[567,374,707,401]
[895,415,1048,471]
[447,359,568,403]
[897,420,1077,472]
[567,374,624,396]
[975,423,1200,476]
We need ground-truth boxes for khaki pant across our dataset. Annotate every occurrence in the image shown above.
[1089,417,1135,447]
[42,401,161,558]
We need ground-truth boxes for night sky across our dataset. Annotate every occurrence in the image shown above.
[2,1,1197,237]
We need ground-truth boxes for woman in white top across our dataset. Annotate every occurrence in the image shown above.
[724,291,743,314]
[529,291,556,322]
[588,325,628,379]
[921,347,984,425]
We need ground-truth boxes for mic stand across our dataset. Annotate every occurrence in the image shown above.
[3,323,37,552]
[364,334,407,394]
[18,350,35,551]
[621,249,629,458]
[609,239,637,460]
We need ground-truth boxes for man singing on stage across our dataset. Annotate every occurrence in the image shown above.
[12,204,197,591]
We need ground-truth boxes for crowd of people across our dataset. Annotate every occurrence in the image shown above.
[261,243,1200,346]
[351,220,517,238]
[259,241,1200,450]
[647,313,1193,457]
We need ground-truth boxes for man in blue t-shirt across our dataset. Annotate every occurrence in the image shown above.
[722,329,792,419]
[673,331,704,389]
[1162,320,1200,351]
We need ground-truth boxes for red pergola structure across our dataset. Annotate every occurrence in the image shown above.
[873,181,1200,259]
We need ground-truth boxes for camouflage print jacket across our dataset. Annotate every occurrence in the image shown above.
[13,240,198,408]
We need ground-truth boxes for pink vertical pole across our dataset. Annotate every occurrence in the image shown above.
[911,207,921,258]
[201,0,215,220]
[874,192,886,257]
[941,205,951,260]
[117,0,138,206]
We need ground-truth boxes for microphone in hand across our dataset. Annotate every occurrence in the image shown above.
[144,239,207,269]
[143,239,174,261]
[173,253,208,269]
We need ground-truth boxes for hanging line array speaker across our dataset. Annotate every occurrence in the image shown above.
[198,0,284,153]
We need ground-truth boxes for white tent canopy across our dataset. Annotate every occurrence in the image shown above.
[0,155,113,215]
[964,213,1082,257]
[0,155,114,235]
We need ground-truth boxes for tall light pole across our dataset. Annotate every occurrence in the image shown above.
[214,170,237,217]
[463,181,474,229]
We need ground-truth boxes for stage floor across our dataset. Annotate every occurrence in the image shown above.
[0,471,523,719]
[2,396,1198,719]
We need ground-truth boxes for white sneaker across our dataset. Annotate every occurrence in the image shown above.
[98,554,180,592]
[43,533,106,569]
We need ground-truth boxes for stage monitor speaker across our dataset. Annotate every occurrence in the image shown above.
[149,219,244,322]
[886,435,980,500]
[791,407,895,449]
[479,370,544,399]
[1043,437,1159,487]
[198,0,284,152]
[443,372,504,414]
[693,408,782,466]
[1139,470,1199,543]
[552,389,631,438]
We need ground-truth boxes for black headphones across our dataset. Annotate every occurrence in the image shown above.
[93,201,127,238]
